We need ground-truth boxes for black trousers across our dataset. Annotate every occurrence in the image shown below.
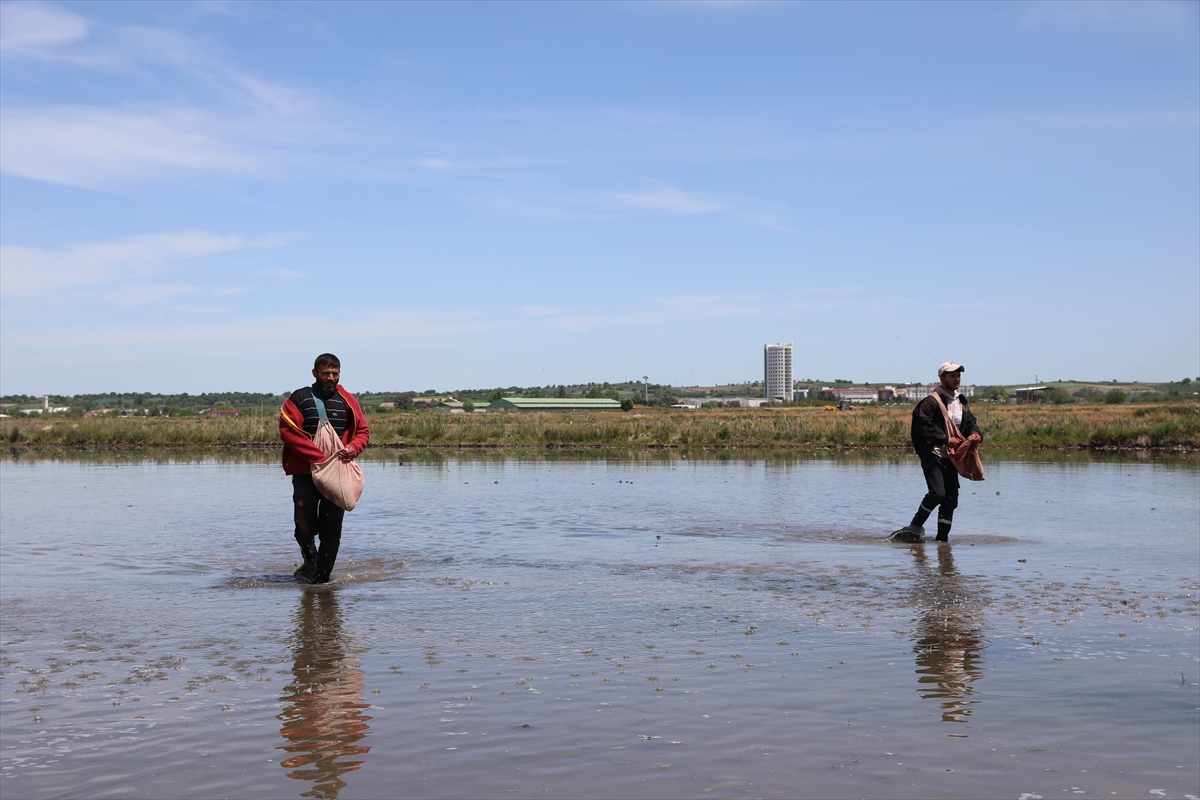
[292,474,344,582]
[918,452,959,520]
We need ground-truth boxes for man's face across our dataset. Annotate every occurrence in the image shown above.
[940,369,962,392]
[313,364,340,392]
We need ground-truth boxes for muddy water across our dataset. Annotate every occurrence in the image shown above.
[1,453,1197,799]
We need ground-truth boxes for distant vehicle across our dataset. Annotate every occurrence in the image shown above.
[837,402,857,411]
[824,405,837,411]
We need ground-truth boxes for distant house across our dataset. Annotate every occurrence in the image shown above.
[819,387,879,403]
[413,395,455,408]
[207,409,240,418]
[904,384,974,400]
[487,397,622,412]
[677,397,772,408]
[84,408,117,417]
[1013,386,1051,403]
[818,386,902,403]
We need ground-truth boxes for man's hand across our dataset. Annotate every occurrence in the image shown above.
[336,448,355,463]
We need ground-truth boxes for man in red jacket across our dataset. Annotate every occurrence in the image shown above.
[280,354,370,583]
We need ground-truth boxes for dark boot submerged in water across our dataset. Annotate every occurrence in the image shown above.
[889,525,925,543]
[293,540,318,582]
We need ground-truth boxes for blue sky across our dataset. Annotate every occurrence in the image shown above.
[1,0,1197,395]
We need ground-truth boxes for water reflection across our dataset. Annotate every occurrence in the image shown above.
[277,589,372,798]
[909,545,986,723]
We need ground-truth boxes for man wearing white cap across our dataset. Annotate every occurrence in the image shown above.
[891,361,983,543]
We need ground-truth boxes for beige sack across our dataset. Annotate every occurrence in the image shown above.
[310,419,364,511]
[930,392,985,482]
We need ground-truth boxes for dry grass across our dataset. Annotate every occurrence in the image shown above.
[4,403,1198,451]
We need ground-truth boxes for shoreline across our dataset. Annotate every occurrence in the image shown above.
[5,441,1198,455]
[4,404,1198,453]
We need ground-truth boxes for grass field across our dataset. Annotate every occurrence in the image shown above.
[4,403,1198,451]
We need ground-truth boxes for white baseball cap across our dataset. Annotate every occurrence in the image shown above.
[938,361,965,377]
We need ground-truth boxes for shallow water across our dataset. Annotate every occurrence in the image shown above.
[1,452,1197,799]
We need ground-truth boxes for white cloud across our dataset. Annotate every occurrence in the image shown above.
[0,230,279,296]
[519,305,568,317]
[0,2,90,58]
[1018,0,1197,31]
[1,309,493,352]
[525,294,762,333]
[611,186,725,215]
[0,5,344,188]
[0,104,263,187]
[108,284,203,306]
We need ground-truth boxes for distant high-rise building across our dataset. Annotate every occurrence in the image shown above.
[763,343,793,401]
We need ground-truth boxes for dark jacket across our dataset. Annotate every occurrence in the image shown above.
[279,384,370,475]
[910,387,982,458]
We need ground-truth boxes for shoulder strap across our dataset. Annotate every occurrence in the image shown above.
[930,391,948,415]
[929,391,962,441]
[311,392,329,425]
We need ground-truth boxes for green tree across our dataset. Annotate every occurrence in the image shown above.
[462,399,475,413]
[620,398,634,412]
[1050,388,1071,405]
[487,388,505,403]
[557,385,567,397]
[1104,389,1127,405]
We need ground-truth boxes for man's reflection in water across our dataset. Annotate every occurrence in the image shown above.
[277,589,371,799]
[909,544,986,723]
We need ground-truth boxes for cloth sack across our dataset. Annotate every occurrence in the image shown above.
[309,395,364,511]
[930,392,985,482]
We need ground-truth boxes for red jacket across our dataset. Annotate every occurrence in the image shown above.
[279,385,371,475]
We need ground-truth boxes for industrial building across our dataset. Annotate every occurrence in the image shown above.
[764,343,794,401]
[904,384,974,400]
[486,397,622,412]
[819,387,895,404]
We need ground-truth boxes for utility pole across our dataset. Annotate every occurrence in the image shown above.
[643,376,649,404]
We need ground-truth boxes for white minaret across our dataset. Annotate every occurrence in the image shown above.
[43,395,49,414]
[763,343,793,401]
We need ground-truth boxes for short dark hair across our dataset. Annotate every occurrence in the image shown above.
[314,353,341,370]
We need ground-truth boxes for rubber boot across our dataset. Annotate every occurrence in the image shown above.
[889,525,925,543]
[293,538,318,582]
[935,517,952,543]
[311,537,340,584]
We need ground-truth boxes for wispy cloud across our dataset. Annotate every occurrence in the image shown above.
[610,186,725,215]
[0,230,280,296]
[0,2,90,58]
[519,305,568,317]
[0,4,346,188]
[107,284,204,306]
[1017,0,1198,32]
[2,309,494,353]
[0,105,263,187]
[523,294,762,333]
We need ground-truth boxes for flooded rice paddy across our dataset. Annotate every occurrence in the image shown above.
[1,452,1197,799]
